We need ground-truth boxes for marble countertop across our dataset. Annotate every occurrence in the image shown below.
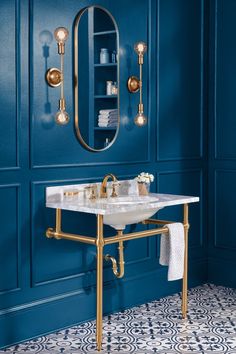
[46,181,199,215]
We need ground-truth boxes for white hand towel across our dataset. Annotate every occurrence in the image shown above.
[98,123,108,127]
[98,114,118,120]
[159,223,185,281]
[98,115,118,120]
[98,118,118,123]
[99,109,118,114]
[98,122,117,127]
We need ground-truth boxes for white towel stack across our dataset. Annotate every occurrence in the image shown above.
[159,223,185,281]
[98,109,118,127]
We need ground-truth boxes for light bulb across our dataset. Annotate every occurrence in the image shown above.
[134,41,147,55]
[55,110,69,125]
[134,112,147,127]
[54,27,69,43]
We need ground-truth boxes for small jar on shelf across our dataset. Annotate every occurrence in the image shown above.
[106,81,113,95]
[104,138,110,148]
[111,50,117,63]
[111,82,118,95]
[100,48,109,64]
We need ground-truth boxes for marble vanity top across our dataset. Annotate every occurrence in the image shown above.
[46,180,199,216]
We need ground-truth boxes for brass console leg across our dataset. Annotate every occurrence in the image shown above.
[182,204,189,319]
[96,215,104,351]
[56,208,62,234]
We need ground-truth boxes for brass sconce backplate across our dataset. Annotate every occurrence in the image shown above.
[46,68,62,87]
[127,76,140,93]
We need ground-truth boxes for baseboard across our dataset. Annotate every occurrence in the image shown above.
[0,258,207,349]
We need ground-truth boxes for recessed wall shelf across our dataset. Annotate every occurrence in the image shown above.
[74,5,119,151]
[94,95,117,99]
[94,127,117,131]
[94,30,116,36]
[94,63,117,67]
[89,7,118,149]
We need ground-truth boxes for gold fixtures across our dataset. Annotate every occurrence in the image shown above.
[63,190,79,197]
[46,67,62,88]
[46,27,69,125]
[55,98,69,126]
[89,185,98,201]
[46,209,96,245]
[54,27,69,54]
[134,103,147,127]
[55,208,62,235]
[105,232,125,279]
[100,173,118,198]
[111,182,119,198]
[46,204,190,351]
[96,215,104,351]
[128,41,147,127]
[182,204,189,318]
[134,41,147,62]
[127,76,140,93]
[84,185,98,201]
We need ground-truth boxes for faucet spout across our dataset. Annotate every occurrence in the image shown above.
[100,173,118,198]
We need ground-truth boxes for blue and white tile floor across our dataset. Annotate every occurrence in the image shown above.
[1,284,236,353]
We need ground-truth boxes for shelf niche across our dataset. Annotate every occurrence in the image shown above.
[74,6,119,152]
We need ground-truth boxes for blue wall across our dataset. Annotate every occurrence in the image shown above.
[0,0,207,348]
[208,0,236,288]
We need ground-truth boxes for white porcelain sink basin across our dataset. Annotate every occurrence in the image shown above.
[103,195,161,230]
[106,195,158,205]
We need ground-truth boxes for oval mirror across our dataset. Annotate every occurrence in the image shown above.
[74,6,119,152]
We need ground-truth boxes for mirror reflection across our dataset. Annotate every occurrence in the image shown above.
[74,6,119,151]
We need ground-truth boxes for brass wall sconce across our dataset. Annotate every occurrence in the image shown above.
[46,27,69,125]
[127,41,147,127]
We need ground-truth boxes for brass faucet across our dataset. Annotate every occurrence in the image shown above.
[100,173,118,198]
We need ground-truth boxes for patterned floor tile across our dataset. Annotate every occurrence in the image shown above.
[1,284,236,354]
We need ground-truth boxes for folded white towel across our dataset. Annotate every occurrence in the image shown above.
[98,114,118,118]
[98,123,117,127]
[99,110,118,114]
[98,113,118,119]
[99,109,118,114]
[98,117,118,123]
[159,223,185,281]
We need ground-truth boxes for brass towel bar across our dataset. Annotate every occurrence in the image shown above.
[46,209,189,246]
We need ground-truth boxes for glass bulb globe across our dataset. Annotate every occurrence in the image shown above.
[55,110,69,125]
[134,112,147,127]
[54,27,69,43]
[134,41,147,55]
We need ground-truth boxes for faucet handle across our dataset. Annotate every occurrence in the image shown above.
[85,184,97,201]
[63,190,80,201]
[111,182,120,198]
[90,185,98,200]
